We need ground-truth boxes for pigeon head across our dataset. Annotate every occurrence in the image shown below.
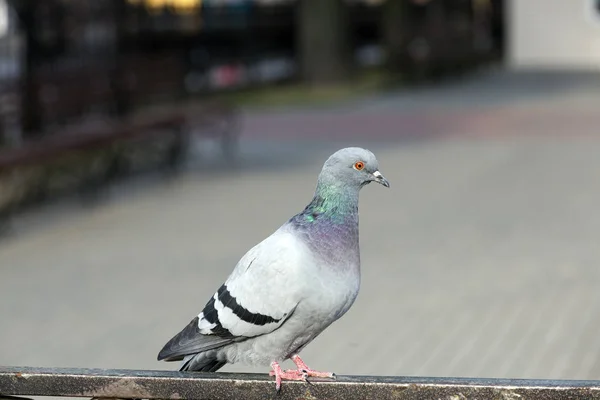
[317,147,390,191]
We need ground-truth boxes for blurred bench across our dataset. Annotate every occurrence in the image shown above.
[0,55,240,229]
[1,366,599,400]
[0,113,186,173]
[0,111,187,230]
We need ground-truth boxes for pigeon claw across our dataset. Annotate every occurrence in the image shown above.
[269,355,336,392]
[302,369,336,379]
[270,362,307,393]
[292,355,337,379]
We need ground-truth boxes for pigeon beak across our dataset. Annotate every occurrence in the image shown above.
[372,171,390,188]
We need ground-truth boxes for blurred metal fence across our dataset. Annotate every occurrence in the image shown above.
[12,0,190,137]
[1,366,600,400]
[0,0,297,143]
[0,0,502,142]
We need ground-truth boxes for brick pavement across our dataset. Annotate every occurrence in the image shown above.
[2,70,600,381]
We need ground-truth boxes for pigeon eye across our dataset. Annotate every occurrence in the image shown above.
[354,161,365,171]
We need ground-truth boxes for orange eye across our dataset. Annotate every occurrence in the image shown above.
[354,161,365,171]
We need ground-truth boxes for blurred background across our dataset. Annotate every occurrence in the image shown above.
[2,0,600,382]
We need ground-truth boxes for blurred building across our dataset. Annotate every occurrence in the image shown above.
[507,0,600,70]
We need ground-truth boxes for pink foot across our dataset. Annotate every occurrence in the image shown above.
[270,361,307,392]
[291,354,336,379]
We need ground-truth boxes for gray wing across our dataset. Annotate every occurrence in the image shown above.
[157,283,298,361]
[158,230,303,362]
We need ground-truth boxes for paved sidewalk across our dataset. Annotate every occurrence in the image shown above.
[2,70,600,380]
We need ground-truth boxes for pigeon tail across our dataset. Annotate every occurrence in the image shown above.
[180,353,227,372]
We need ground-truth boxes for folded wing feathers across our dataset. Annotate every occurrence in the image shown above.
[158,284,293,361]
[158,230,303,362]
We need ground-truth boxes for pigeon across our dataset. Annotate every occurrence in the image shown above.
[158,147,389,391]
